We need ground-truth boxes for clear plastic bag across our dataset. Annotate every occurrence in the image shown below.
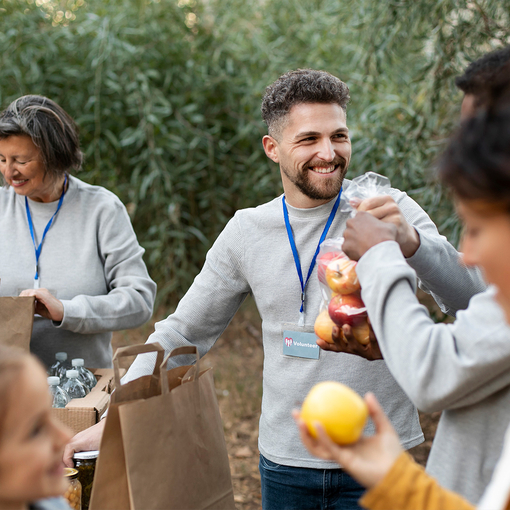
[314,172,392,346]
[314,239,370,345]
[340,171,392,216]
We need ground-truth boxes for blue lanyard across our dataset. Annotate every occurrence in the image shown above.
[282,189,342,325]
[25,175,67,288]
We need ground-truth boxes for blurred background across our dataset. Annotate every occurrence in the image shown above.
[1,0,509,306]
[2,3,509,506]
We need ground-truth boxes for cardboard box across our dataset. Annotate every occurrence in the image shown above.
[52,368,124,435]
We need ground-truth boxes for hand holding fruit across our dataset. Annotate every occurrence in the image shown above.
[299,382,369,445]
[317,320,383,361]
[294,391,403,489]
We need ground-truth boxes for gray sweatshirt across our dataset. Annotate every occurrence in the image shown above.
[123,181,485,468]
[357,240,510,504]
[0,176,157,368]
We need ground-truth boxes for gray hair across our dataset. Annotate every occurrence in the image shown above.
[0,95,83,181]
[261,69,350,139]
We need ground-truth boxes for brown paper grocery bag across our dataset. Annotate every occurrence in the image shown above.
[0,296,35,351]
[90,343,235,510]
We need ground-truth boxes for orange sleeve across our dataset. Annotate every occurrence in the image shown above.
[359,452,475,510]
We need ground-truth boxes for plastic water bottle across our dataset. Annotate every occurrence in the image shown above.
[49,352,71,382]
[62,370,89,398]
[48,376,71,408]
[71,359,97,391]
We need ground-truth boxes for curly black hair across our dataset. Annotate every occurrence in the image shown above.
[440,66,510,208]
[455,45,510,96]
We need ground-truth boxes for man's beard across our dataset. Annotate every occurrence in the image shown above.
[282,156,348,201]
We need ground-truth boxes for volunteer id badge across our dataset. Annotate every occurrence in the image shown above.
[282,323,320,360]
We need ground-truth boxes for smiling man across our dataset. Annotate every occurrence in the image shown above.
[262,102,351,206]
[64,69,485,510]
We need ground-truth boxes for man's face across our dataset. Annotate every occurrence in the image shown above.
[263,102,352,208]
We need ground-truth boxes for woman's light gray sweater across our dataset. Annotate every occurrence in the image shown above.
[0,176,156,368]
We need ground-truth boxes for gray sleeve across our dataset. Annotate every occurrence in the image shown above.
[357,241,510,413]
[122,214,251,383]
[57,199,156,334]
[394,190,486,315]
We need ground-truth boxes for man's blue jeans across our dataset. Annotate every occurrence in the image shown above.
[259,454,365,510]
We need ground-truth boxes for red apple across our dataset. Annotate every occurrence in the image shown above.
[328,293,367,327]
[325,257,360,294]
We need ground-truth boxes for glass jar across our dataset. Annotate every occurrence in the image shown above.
[73,450,99,510]
[63,467,82,510]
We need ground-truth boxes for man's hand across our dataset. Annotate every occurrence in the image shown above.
[293,393,403,489]
[19,288,64,322]
[356,196,420,258]
[63,419,106,467]
[317,320,383,361]
[342,212,398,261]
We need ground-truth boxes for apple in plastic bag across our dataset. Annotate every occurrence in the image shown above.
[325,257,360,294]
[328,293,367,327]
[317,251,342,285]
[352,321,370,345]
[314,309,342,344]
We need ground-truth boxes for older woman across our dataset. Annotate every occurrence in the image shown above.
[0,95,156,368]
[296,79,510,509]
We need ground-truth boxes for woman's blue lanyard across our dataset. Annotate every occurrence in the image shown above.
[282,189,342,327]
[25,175,67,289]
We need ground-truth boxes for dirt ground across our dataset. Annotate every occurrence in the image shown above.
[112,297,440,510]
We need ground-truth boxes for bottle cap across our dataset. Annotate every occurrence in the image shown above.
[56,352,68,362]
[73,450,99,460]
[72,358,84,367]
[47,376,60,385]
[66,370,79,379]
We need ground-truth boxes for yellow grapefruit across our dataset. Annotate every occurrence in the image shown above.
[301,381,368,444]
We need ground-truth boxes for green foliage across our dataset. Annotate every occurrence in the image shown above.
[1,0,508,304]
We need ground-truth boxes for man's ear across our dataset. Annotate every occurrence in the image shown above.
[262,135,279,163]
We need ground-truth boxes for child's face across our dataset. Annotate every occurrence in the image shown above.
[0,358,72,506]
[458,198,510,323]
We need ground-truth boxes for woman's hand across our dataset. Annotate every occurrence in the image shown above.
[293,393,403,489]
[19,288,64,322]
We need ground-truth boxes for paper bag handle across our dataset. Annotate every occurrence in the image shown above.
[160,345,200,395]
[113,342,165,389]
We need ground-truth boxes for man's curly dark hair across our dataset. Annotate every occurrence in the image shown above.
[261,69,350,140]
